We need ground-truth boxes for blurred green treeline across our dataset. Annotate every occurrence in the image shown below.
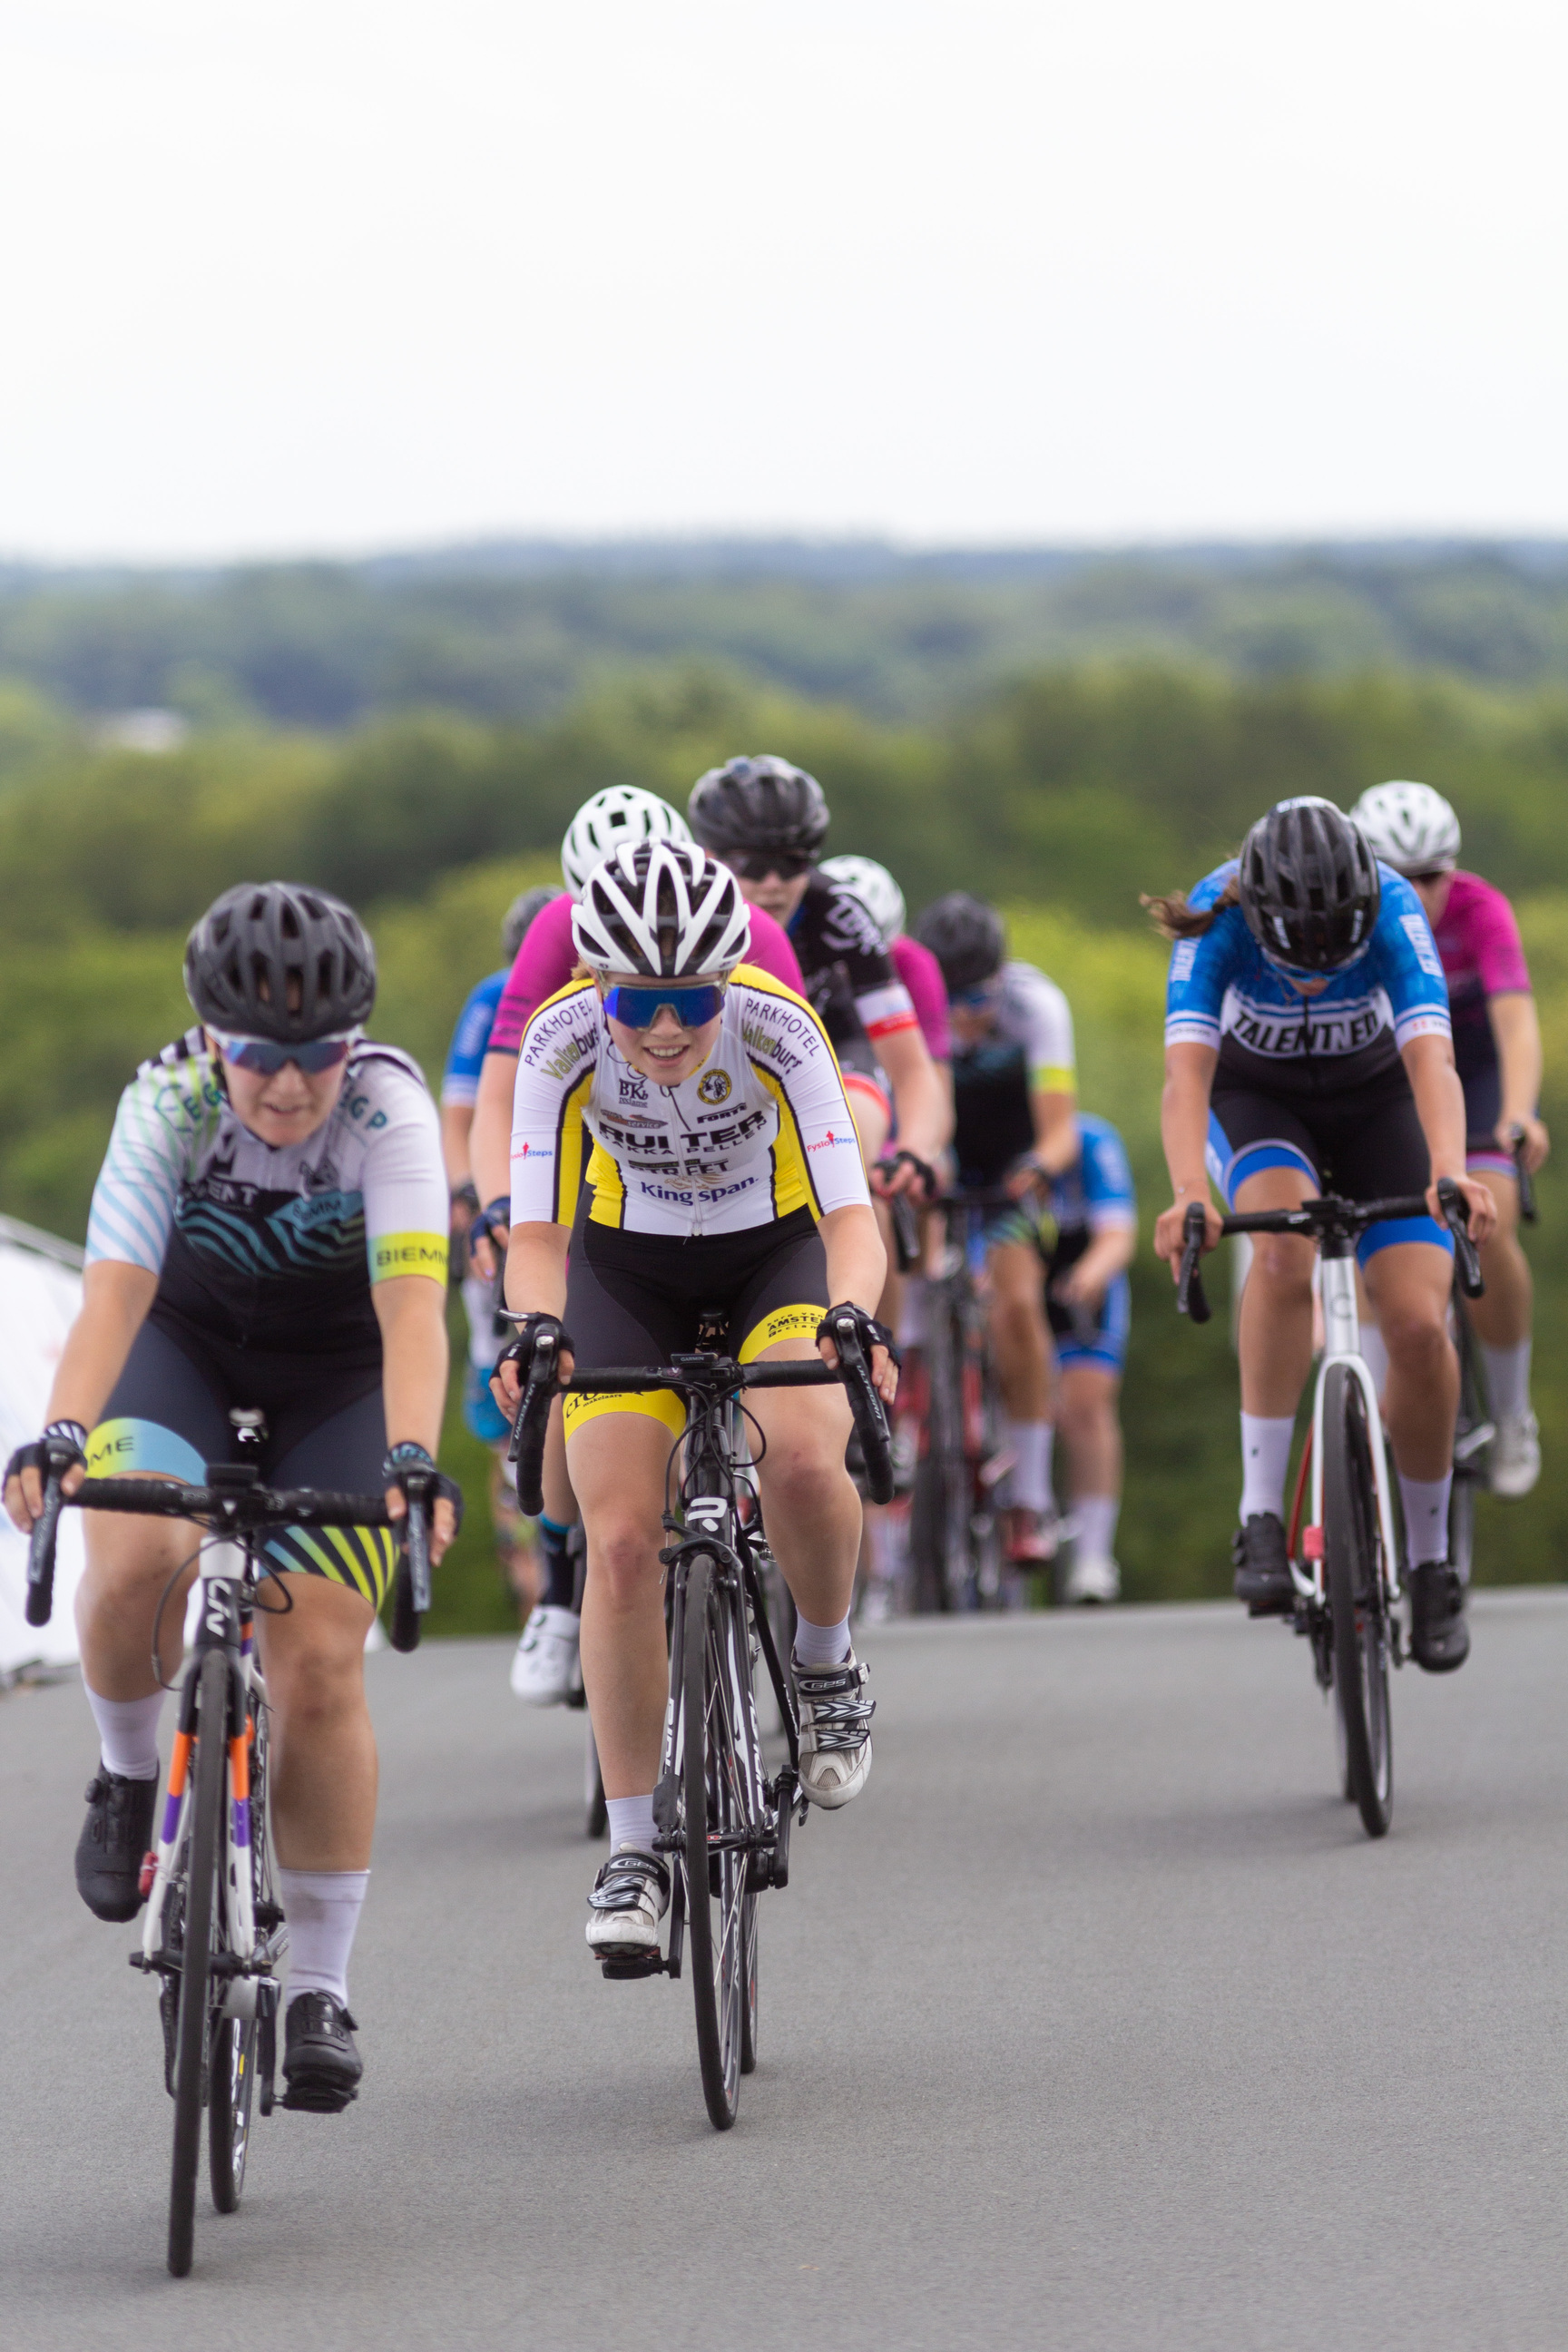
[5,656,1568,1622]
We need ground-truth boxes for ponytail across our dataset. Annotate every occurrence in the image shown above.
[1142,875,1243,943]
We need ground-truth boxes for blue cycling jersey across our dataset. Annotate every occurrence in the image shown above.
[441,970,508,1107]
[1164,861,1450,1097]
[1050,1113,1136,1238]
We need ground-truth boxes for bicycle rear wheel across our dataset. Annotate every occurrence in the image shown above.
[1323,1365,1393,1839]
[210,1692,268,2215]
[170,1647,230,2277]
[681,1553,749,2130]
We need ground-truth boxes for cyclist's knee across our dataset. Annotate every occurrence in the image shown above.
[1379,1300,1450,1375]
[584,1513,663,1609]
[1250,1234,1315,1298]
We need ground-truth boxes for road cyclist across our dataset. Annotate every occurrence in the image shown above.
[1350,779,1547,1496]
[466,786,807,1707]
[1038,1112,1138,1603]
[3,882,462,2117]
[489,838,893,1976]
[1148,796,1495,1670]
[912,891,1080,1572]
[442,883,555,1621]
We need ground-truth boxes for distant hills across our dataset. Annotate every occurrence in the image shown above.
[4,537,1568,727]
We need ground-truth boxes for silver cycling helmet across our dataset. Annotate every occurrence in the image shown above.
[1349,780,1461,876]
[573,838,751,976]
[561,787,691,899]
[819,854,906,946]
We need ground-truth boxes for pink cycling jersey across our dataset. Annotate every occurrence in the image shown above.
[1431,870,1530,1024]
[487,891,807,1056]
[891,934,952,1062]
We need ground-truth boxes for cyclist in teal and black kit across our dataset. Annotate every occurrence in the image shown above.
[4,884,462,2113]
[1150,799,1494,1671]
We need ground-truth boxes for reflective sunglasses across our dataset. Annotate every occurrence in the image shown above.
[599,982,727,1030]
[732,849,814,882]
[211,1027,358,1075]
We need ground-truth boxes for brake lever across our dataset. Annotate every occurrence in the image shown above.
[1176,1200,1212,1325]
[1512,1130,1538,1225]
[1436,1176,1485,1299]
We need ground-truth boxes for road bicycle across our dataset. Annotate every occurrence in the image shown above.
[509,1310,893,2130]
[24,1426,436,2276]
[906,1189,1013,1612]
[1178,1180,1482,1839]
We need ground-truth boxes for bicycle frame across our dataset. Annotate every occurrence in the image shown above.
[1302,1248,1402,1612]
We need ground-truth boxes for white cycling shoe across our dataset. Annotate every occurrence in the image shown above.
[1490,1411,1541,1499]
[1063,1552,1121,1604]
[585,1847,670,1958]
[794,1649,875,1809]
[509,1605,580,1704]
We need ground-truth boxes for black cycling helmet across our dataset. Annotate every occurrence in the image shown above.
[914,892,1006,994]
[501,884,556,962]
[1238,797,1381,973]
[184,881,377,1042]
[687,755,830,861]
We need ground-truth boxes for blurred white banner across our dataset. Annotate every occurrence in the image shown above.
[0,1217,86,1674]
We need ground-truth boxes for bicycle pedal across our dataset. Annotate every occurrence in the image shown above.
[279,2082,358,2113]
[599,1949,666,1981]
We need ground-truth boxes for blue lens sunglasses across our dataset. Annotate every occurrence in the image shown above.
[599,981,727,1030]
[210,1028,358,1075]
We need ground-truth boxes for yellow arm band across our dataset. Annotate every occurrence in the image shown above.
[369,1230,449,1284]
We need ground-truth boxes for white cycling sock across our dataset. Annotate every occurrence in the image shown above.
[792,1611,852,1668]
[1073,1494,1120,1562]
[279,1867,369,2010]
[605,1795,658,1854]
[1005,1420,1054,1514]
[85,1687,163,1781]
[1358,1323,1390,1403]
[1240,1414,1295,1523]
[1398,1474,1452,1567]
[1481,1338,1532,1422]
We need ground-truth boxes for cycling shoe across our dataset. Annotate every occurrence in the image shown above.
[1232,1514,1293,1616]
[794,1650,875,1808]
[280,1993,362,2112]
[74,1769,158,1922]
[586,1847,669,1965]
[1406,1562,1470,1673]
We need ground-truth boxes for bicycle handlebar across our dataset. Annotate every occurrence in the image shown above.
[21,1472,434,1643]
[1176,1176,1485,1327]
[1511,1128,1538,1224]
[506,1340,897,1510]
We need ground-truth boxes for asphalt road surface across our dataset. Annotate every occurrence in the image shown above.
[5,1594,1567,2351]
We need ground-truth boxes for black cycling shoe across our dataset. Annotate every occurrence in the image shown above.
[280,1993,362,2112]
[74,1769,158,1922]
[1406,1562,1470,1673]
[1232,1514,1294,1617]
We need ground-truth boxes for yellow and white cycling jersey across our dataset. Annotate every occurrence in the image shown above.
[509,966,873,1237]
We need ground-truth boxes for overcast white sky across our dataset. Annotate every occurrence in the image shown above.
[3,0,1566,561]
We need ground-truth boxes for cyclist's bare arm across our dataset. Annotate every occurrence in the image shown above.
[1155,1040,1222,1267]
[494,1221,573,1407]
[466,1048,518,1275]
[816,1202,896,1402]
[1005,1085,1077,1193]
[1487,990,1549,1168]
[4,1260,157,1526]
[873,1025,951,1191]
[372,1273,458,1562]
[1399,1034,1496,1244]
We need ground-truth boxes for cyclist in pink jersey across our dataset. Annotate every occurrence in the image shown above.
[1353,782,1547,1496]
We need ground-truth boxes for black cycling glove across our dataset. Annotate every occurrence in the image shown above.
[379,1442,465,1535]
[876,1149,937,1201]
[816,1304,902,1368]
[493,1314,575,1389]
[5,1421,90,1490]
[466,1195,512,1265]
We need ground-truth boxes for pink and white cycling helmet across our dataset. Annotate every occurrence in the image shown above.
[1350,780,1461,876]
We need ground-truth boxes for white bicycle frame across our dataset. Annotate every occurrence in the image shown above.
[1297,1250,1402,1610]
[140,1535,284,2017]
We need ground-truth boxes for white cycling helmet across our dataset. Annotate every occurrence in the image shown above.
[819,854,906,946]
[573,839,751,976]
[561,787,691,898]
[1350,780,1461,876]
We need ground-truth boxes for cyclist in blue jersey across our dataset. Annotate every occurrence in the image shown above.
[441,887,557,1649]
[1149,799,1494,1671]
[1045,1114,1137,1603]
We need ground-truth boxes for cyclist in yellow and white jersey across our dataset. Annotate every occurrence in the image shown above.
[3,883,460,2112]
[491,839,893,1965]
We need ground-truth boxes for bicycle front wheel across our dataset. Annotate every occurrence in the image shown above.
[210,1690,267,2215]
[170,1647,230,2276]
[681,1553,749,2130]
[1323,1365,1393,1839]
